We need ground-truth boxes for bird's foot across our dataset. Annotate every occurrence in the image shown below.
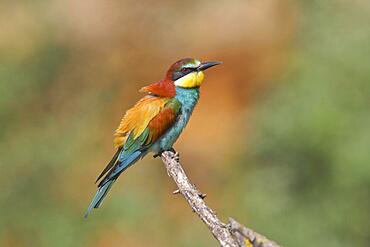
[153,147,178,158]
[153,149,165,158]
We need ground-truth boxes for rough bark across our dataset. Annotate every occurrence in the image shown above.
[160,150,282,247]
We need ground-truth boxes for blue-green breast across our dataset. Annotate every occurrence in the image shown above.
[154,87,200,151]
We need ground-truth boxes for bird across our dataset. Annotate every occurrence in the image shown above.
[85,58,222,217]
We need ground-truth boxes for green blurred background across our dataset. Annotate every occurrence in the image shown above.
[1,0,369,246]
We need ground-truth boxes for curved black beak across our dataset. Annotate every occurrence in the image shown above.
[197,61,222,71]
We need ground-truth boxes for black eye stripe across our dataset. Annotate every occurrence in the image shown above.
[172,67,196,81]
[181,67,196,73]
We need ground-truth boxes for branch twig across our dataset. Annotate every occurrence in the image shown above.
[160,150,282,247]
[229,218,281,247]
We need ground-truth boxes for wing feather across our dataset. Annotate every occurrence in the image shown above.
[96,97,181,185]
[114,96,169,148]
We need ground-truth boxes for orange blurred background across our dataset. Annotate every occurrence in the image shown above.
[1,1,369,246]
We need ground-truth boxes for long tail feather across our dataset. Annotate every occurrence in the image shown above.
[98,150,142,187]
[84,179,116,218]
[85,150,143,218]
[95,148,121,183]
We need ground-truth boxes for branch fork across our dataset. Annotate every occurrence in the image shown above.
[160,150,282,247]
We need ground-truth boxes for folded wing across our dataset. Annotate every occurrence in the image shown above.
[97,96,182,186]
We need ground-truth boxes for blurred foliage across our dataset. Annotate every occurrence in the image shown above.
[0,0,369,247]
[239,1,370,247]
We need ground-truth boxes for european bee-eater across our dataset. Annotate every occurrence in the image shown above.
[85,58,222,217]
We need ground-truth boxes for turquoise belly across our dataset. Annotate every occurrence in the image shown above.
[152,87,200,152]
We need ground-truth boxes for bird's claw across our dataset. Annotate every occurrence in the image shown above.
[153,148,178,159]
[153,149,165,158]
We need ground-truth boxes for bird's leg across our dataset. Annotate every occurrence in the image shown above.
[153,147,177,158]
[153,149,166,158]
[153,152,161,158]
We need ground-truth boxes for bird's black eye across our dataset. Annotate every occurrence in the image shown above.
[181,68,191,74]
[172,67,194,80]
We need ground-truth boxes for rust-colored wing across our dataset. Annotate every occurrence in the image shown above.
[114,95,170,148]
[96,97,181,185]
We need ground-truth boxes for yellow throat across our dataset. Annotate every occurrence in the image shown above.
[174,71,205,88]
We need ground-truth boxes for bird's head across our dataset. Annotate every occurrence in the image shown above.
[166,58,222,88]
[140,58,222,97]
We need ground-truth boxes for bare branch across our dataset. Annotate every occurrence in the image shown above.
[160,151,238,246]
[229,218,281,247]
[160,150,282,247]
